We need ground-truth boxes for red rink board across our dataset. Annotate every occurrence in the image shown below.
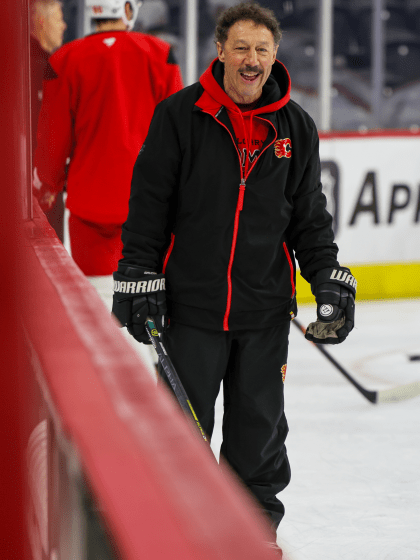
[24,201,281,559]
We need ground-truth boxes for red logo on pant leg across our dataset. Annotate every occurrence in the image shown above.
[274,138,292,159]
[281,364,287,383]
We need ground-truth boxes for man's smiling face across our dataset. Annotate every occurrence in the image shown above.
[217,19,278,105]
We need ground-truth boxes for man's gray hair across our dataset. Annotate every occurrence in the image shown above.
[215,2,282,46]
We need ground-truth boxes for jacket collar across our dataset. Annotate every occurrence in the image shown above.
[196,58,291,116]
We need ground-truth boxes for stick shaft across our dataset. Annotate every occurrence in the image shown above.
[145,319,208,441]
[292,317,377,403]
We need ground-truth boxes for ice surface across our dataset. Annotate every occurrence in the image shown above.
[211,299,420,560]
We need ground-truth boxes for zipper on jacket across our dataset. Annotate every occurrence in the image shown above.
[223,179,246,331]
[222,118,280,330]
[204,109,279,331]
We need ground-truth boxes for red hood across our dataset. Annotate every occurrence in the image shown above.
[197,58,291,115]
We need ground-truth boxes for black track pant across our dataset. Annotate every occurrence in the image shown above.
[160,321,291,529]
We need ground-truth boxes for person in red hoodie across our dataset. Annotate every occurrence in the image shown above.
[33,0,183,277]
[113,3,356,554]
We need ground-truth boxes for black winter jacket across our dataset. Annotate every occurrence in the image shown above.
[121,59,339,331]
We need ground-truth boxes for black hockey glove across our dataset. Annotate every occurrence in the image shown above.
[305,267,356,345]
[112,266,167,344]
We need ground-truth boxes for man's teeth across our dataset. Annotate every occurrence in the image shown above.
[242,73,258,79]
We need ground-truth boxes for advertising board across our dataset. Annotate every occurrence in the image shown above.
[296,131,420,302]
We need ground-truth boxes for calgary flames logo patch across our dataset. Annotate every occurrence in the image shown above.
[274,138,292,159]
[281,364,287,383]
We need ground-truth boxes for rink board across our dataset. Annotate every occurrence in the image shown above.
[296,261,420,303]
[25,201,280,560]
[297,130,420,302]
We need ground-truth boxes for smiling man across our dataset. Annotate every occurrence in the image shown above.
[113,3,356,556]
[216,17,278,104]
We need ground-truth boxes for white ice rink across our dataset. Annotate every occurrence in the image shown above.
[85,256,420,560]
[212,299,420,560]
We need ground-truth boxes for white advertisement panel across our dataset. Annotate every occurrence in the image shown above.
[319,132,420,265]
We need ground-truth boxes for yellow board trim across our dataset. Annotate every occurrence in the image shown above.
[296,262,420,304]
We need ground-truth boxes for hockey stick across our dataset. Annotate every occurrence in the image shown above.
[145,318,208,441]
[292,317,420,404]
